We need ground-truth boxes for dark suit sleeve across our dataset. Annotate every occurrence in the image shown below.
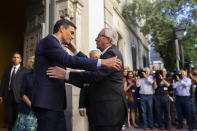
[68,50,119,85]
[42,37,97,71]
[0,69,8,97]
[79,85,87,108]
[76,51,88,58]
[20,75,27,98]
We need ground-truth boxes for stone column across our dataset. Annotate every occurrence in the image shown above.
[73,0,83,49]
[72,1,89,131]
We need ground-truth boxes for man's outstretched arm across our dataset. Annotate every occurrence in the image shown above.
[43,38,122,71]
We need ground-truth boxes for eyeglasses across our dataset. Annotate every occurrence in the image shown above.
[97,34,108,38]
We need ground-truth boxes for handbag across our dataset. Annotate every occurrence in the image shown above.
[126,91,134,104]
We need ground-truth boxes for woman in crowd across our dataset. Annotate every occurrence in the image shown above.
[122,68,129,129]
[13,56,37,131]
[124,71,138,128]
[128,71,138,128]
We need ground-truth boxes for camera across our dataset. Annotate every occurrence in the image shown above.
[137,69,146,78]
[172,71,182,81]
[155,70,163,80]
[166,72,174,78]
[184,62,193,74]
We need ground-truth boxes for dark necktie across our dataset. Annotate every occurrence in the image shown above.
[9,67,16,90]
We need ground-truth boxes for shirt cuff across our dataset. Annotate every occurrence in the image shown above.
[65,71,70,81]
[83,83,89,87]
[79,108,85,111]
[74,49,80,55]
[97,59,101,68]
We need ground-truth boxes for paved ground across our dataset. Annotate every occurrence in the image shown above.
[122,126,197,131]
[0,127,197,131]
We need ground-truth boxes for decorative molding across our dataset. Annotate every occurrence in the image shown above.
[72,0,83,50]
[57,0,74,19]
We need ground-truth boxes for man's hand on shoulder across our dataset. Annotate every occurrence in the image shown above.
[101,56,122,70]
[46,66,66,79]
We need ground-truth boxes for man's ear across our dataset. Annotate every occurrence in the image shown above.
[108,37,112,43]
[19,58,22,63]
[59,25,65,33]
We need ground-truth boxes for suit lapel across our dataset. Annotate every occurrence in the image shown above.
[7,67,12,79]
[100,46,113,59]
[15,66,22,76]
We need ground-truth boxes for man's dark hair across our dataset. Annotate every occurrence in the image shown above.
[13,51,22,59]
[53,19,76,33]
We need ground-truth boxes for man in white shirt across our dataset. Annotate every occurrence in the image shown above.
[173,69,192,130]
[136,67,157,130]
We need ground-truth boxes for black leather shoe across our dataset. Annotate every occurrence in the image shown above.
[176,125,183,129]
[165,125,171,130]
[158,125,164,130]
[189,126,193,131]
[148,125,154,129]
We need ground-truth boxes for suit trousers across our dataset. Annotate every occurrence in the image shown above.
[34,107,66,131]
[175,96,192,127]
[154,95,170,126]
[5,91,20,131]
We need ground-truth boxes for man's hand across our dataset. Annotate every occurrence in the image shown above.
[159,74,163,80]
[46,66,66,79]
[0,97,3,104]
[176,75,181,81]
[79,110,85,117]
[101,56,122,70]
[135,76,140,81]
[142,72,148,79]
[63,42,77,53]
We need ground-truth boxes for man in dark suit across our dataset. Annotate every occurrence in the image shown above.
[47,28,127,131]
[33,19,122,131]
[0,52,28,131]
[78,50,101,117]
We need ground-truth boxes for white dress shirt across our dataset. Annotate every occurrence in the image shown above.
[136,75,155,95]
[173,77,192,96]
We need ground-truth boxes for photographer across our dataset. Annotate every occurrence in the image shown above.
[189,68,197,83]
[173,69,192,130]
[153,68,171,130]
[136,67,156,129]
[167,72,177,126]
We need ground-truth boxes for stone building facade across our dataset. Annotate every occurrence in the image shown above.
[23,0,149,130]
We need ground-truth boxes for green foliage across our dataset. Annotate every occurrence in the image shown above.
[122,0,197,70]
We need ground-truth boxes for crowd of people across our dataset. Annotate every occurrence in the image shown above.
[122,66,197,131]
[0,18,196,131]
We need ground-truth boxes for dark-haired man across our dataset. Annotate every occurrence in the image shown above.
[0,52,28,131]
[154,68,171,130]
[32,19,122,131]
